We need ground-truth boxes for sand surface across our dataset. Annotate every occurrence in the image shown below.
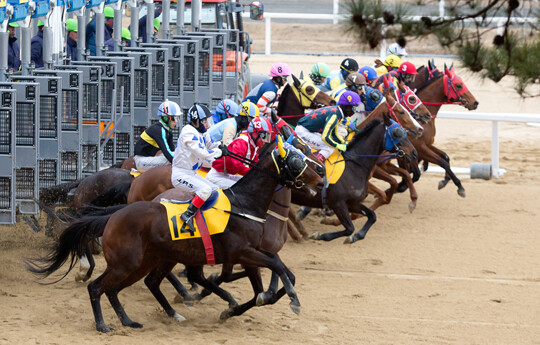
[2,23,540,345]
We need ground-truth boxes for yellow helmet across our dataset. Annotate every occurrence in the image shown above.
[238,100,259,118]
[383,54,402,69]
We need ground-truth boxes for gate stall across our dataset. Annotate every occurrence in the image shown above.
[108,51,152,144]
[124,46,169,121]
[0,89,17,224]
[34,69,83,183]
[90,55,134,163]
[0,82,40,214]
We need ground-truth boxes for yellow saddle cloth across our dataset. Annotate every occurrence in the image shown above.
[324,132,354,185]
[161,189,231,241]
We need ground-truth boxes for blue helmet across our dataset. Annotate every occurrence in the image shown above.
[359,66,378,82]
[187,104,211,123]
[157,100,182,120]
[215,99,239,118]
[338,91,361,106]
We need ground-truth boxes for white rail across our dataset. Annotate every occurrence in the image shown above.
[436,111,540,178]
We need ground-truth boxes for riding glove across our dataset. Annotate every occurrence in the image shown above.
[336,143,347,152]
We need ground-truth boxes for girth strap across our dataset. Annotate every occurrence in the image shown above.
[267,209,289,222]
[194,211,216,265]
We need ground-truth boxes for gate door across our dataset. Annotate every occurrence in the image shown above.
[0,89,16,224]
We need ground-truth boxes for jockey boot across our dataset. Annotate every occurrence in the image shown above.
[316,153,326,163]
[180,195,205,234]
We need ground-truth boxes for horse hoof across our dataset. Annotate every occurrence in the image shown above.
[307,232,320,240]
[96,324,114,333]
[173,312,186,323]
[344,236,355,244]
[438,180,449,190]
[126,321,143,329]
[458,189,466,198]
[289,302,301,315]
[74,273,85,282]
[256,292,270,306]
[408,202,416,213]
[220,308,233,320]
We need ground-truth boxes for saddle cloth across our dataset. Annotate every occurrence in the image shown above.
[324,132,353,184]
[161,189,231,241]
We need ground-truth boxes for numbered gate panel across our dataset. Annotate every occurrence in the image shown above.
[141,42,183,102]
[166,39,199,109]
[0,89,17,224]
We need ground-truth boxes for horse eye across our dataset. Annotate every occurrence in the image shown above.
[306,86,315,95]
[408,96,417,105]
[456,84,463,90]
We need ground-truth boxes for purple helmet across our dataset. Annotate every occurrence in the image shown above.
[270,63,292,77]
[338,91,361,106]
[359,66,378,81]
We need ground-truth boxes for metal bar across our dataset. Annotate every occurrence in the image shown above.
[77,12,86,60]
[0,32,8,82]
[162,0,170,39]
[192,0,201,32]
[146,0,155,43]
[96,12,105,56]
[130,5,139,47]
[21,27,31,75]
[113,8,122,51]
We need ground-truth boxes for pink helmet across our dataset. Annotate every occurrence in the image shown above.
[270,63,292,77]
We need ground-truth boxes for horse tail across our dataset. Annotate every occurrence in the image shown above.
[34,198,76,223]
[88,181,132,208]
[25,214,113,283]
[38,180,81,206]
[78,204,128,217]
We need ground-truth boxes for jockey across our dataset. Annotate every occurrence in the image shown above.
[374,54,402,76]
[321,58,359,91]
[207,117,275,189]
[211,99,239,124]
[207,100,259,145]
[359,66,378,87]
[309,62,331,86]
[172,104,225,232]
[133,100,181,172]
[330,72,384,112]
[378,61,419,90]
[243,62,291,117]
[295,91,361,161]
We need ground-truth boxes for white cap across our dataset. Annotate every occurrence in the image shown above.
[387,42,408,57]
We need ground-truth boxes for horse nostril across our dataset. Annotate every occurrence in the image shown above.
[473,101,479,109]
[412,150,418,161]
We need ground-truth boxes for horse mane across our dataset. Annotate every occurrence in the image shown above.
[276,84,293,115]
[413,64,443,93]
[348,118,382,148]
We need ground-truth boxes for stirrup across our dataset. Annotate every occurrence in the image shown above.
[180,214,197,234]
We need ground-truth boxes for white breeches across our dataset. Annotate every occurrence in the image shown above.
[171,168,217,200]
[206,168,242,189]
[134,154,169,172]
[295,125,335,159]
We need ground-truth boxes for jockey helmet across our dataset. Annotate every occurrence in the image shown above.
[383,54,402,69]
[359,66,378,83]
[397,61,418,83]
[238,100,260,118]
[248,117,275,147]
[216,99,239,118]
[345,72,367,91]
[310,62,331,85]
[158,100,182,120]
[270,63,292,77]
[340,58,359,74]
[338,91,361,107]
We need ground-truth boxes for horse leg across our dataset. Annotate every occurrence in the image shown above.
[386,164,418,212]
[145,262,188,322]
[194,263,248,301]
[421,145,466,197]
[345,203,377,244]
[186,266,238,308]
[427,144,453,189]
[165,272,193,306]
[311,201,355,241]
[257,256,297,308]
[220,266,264,319]
[288,209,309,239]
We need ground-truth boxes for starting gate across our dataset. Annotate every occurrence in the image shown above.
[0,89,16,224]
[0,81,40,214]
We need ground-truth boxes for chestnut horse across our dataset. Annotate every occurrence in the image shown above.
[406,61,479,197]
[27,141,323,332]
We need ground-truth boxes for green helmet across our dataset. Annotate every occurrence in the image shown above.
[154,18,161,31]
[103,7,114,18]
[37,20,44,26]
[66,18,78,32]
[121,28,131,41]
[311,62,331,78]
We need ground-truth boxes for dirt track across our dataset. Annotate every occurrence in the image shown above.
[2,28,540,345]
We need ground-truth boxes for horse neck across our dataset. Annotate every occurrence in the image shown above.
[347,123,386,173]
[226,154,280,220]
[358,101,388,128]
[278,85,304,116]
[415,70,445,116]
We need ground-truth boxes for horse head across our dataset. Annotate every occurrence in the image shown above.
[397,81,433,124]
[290,74,335,109]
[272,136,323,196]
[443,63,479,110]
[381,87,424,138]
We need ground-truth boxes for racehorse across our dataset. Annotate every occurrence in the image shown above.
[27,139,323,332]
[405,61,479,197]
[277,75,336,127]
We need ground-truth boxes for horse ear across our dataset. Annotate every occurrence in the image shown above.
[291,74,301,88]
[300,71,304,80]
[383,75,390,89]
[444,63,448,73]
[270,108,279,124]
[277,135,287,158]
[450,62,454,70]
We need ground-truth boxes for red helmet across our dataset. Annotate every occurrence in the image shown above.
[398,61,418,75]
[248,117,275,147]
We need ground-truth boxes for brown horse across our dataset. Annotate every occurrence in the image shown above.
[406,61,479,197]
[277,75,336,127]
[27,141,323,332]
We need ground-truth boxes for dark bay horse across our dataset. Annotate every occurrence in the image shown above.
[27,141,323,333]
[406,61,479,197]
[277,75,336,127]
